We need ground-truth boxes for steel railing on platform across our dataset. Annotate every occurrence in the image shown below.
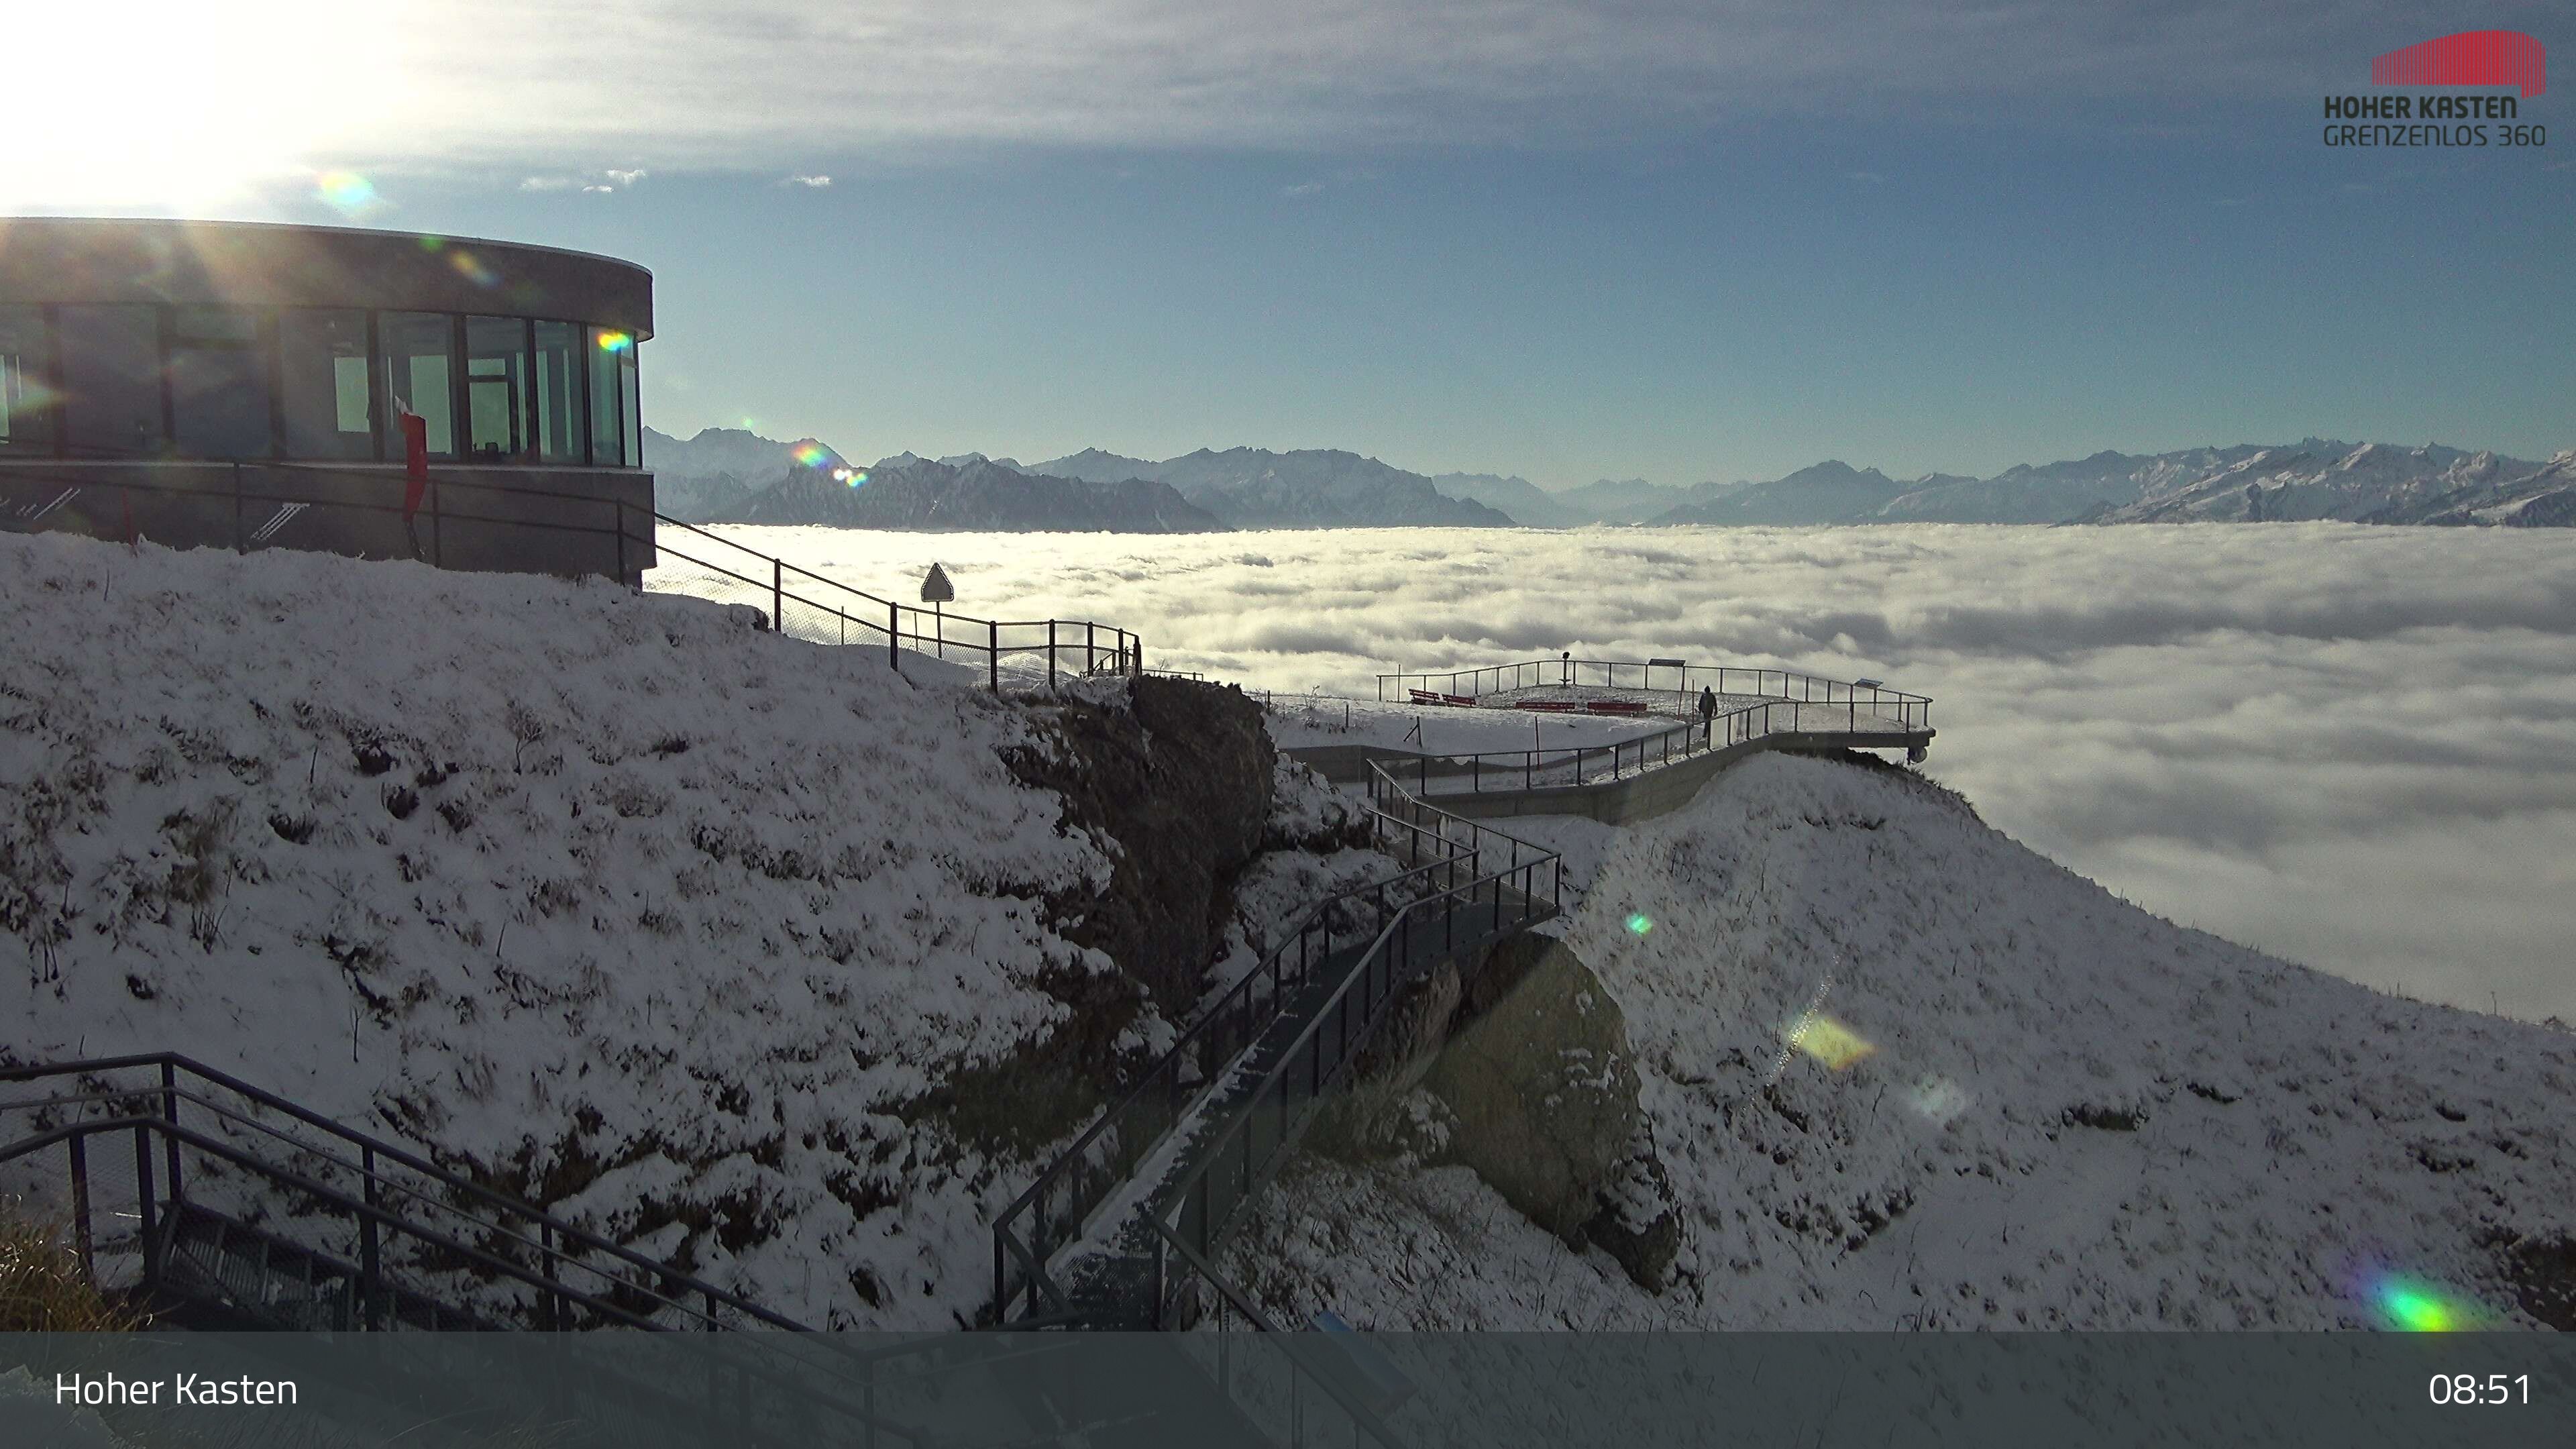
[1378,657,1932,732]
[1370,693,1929,798]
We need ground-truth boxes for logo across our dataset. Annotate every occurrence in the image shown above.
[2324,31,2546,147]
[2372,31,2544,98]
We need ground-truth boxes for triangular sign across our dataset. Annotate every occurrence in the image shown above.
[920,563,956,604]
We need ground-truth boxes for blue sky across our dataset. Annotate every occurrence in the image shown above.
[13,2,2571,486]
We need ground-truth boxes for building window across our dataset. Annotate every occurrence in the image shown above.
[56,304,167,458]
[279,309,374,460]
[621,343,641,470]
[378,311,456,459]
[588,327,631,466]
[168,307,274,460]
[465,315,529,461]
[0,306,54,455]
[533,320,586,464]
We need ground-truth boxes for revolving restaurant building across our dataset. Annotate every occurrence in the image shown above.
[0,217,655,583]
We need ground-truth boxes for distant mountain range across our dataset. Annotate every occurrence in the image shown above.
[644,427,2573,531]
[642,430,1218,533]
[1030,447,1510,527]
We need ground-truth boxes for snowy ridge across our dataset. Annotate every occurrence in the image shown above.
[0,531,1120,1328]
[1227,753,2575,1330]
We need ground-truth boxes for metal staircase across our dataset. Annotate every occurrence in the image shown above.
[0,1054,989,1446]
[989,764,1561,1340]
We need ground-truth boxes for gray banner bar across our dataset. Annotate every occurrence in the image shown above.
[4,1332,2568,1448]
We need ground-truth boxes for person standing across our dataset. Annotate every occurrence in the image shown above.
[1698,684,1719,743]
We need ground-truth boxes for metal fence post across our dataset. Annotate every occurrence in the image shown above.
[772,557,784,635]
[889,602,899,672]
[362,1144,384,1329]
[1049,620,1057,690]
[132,1126,157,1278]
[989,621,1000,692]
[160,1059,183,1207]
[232,462,245,552]
[68,1134,93,1278]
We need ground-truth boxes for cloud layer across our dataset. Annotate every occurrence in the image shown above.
[32,1,2559,199]
[698,521,2576,1022]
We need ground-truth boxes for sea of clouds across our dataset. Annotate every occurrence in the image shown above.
[669,522,2576,1024]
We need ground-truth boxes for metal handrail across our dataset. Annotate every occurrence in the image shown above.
[647,512,1144,690]
[0,460,1148,692]
[7,1081,763,1333]
[1379,657,1931,719]
[1362,692,1932,800]
[1146,1222,1409,1447]
[0,1054,816,1333]
[985,812,1483,1319]
[991,759,1561,1336]
[0,1112,940,1444]
[1144,765,1554,1279]
[986,761,1563,1322]
[0,456,652,561]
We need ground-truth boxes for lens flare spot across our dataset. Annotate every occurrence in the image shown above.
[1625,913,1654,936]
[2370,1274,2487,1332]
[848,471,869,487]
[1784,1012,1874,1071]
[597,331,634,354]
[314,171,379,216]
[790,441,830,468]
[448,250,500,288]
[1904,1075,1970,1125]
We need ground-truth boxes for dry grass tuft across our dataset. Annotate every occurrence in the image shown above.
[0,1199,142,1331]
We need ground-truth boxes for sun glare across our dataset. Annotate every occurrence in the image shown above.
[10,5,402,211]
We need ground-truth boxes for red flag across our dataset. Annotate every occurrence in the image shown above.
[399,405,429,522]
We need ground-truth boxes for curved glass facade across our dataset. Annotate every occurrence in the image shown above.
[0,303,642,466]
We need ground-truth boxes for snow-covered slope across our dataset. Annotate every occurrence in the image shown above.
[2094,441,2537,525]
[1228,753,2575,1330]
[0,531,1118,1327]
[2385,449,2576,529]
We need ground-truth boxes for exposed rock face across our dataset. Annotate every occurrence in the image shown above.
[1316,930,1685,1291]
[1421,936,1644,1242]
[1003,678,1276,1016]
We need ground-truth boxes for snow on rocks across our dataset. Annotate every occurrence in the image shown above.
[0,531,1115,1327]
[1230,751,2576,1329]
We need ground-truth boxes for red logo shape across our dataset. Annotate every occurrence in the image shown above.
[2371,31,2546,98]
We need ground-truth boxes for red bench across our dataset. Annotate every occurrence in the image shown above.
[1408,689,1482,708]
[1513,700,1582,712]
[1585,700,1649,715]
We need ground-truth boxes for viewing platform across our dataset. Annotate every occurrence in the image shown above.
[1282,657,1936,826]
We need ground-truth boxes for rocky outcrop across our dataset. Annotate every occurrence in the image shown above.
[1004,678,1276,1016]
[1419,938,1646,1237]
[1313,930,1684,1291]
